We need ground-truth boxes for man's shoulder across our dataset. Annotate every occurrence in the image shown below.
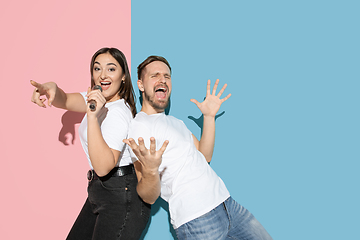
[131,112,179,129]
[133,112,182,124]
[129,112,151,128]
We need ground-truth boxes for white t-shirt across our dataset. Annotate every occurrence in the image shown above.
[128,111,230,229]
[78,92,133,169]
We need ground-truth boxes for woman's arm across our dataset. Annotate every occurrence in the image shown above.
[30,80,86,112]
[87,115,121,176]
[86,88,121,176]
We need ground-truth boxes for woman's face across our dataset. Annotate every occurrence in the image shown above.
[92,52,124,102]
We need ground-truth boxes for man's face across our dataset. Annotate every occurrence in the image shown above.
[138,61,172,113]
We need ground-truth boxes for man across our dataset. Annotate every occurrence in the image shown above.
[124,56,272,240]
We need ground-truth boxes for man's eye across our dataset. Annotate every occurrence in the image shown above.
[152,73,160,78]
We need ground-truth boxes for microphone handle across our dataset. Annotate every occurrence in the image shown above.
[89,85,103,111]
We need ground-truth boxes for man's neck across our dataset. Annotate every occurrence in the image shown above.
[140,104,165,115]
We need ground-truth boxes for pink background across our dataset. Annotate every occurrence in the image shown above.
[1,0,131,239]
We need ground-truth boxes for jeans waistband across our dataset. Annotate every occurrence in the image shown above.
[87,164,135,181]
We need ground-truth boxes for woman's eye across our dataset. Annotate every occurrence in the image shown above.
[109,68,115,72]
[94,67,100,71]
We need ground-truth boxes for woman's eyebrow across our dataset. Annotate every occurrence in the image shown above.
[94,61,117,67]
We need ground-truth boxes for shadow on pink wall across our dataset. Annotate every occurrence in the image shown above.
[59,111,85,145]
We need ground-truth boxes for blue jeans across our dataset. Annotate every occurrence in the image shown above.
[175,197,272,240]
[66,167,151,240]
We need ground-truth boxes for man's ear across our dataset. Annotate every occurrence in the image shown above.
[137,79,144,91]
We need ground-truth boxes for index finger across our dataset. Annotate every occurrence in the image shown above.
[30,80,41,89]
[221,93,232,103]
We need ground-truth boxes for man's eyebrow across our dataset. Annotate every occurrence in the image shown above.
[151,72,171,76]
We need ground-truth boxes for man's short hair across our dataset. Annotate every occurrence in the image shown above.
[137,56,172,80]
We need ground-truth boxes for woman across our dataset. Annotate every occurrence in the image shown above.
[30,47,150,239]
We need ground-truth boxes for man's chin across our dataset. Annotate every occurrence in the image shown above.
[153,101,169,111]
[144,94,170,111]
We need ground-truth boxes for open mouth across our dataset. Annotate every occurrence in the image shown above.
[100,81,111,90]
[155,85,168,99]
[100,81,111,86]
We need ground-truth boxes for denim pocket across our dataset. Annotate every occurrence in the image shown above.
[100,176,127,191]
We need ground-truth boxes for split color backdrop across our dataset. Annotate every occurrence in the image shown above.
[1,0,360,240]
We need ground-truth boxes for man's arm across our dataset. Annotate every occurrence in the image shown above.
[191,79,231,162]
[124,137,169,204]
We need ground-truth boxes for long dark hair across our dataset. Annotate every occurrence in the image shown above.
[90,47,136,117]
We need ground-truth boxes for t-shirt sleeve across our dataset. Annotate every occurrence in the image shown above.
[79,92,87,103]
[100,104,132,153]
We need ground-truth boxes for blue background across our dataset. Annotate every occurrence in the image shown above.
[132,1,360,239]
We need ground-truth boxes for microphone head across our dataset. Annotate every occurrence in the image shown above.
[89,103,96,110]
[93,85,103,92]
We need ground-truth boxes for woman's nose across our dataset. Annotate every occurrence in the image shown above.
[100,71,107,79]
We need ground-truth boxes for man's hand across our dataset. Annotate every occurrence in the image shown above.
[190,79,231,117]
[124,137,168,204]
[123,137,169,173]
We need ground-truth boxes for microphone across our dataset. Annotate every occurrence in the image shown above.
[89,85,103,111]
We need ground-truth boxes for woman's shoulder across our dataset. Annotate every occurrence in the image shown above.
[106,99,133,119]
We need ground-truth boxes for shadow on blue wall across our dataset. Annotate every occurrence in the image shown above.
[140,198,178,240]
[188,111,226,135]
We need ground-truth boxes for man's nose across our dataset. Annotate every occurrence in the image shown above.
[158,75,166,83]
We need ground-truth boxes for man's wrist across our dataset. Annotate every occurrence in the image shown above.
[141,167,159,178]
[203,114,216,120]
